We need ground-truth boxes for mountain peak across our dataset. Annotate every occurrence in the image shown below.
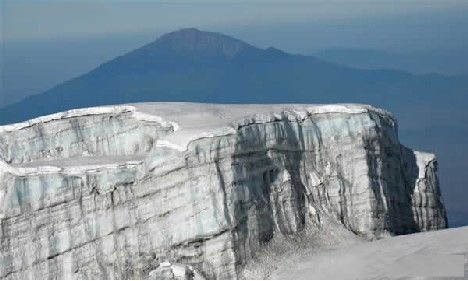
[147,28,255,59]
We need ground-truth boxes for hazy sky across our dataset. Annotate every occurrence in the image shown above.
[2,0,468,107]
[3,0,468,52]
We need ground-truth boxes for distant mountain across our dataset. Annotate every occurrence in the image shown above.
[0,28,467,226]
[315,48,468,76]
[1,28,467,125]
[1,32,154,107]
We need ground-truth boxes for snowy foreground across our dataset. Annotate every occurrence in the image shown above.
[269,226,468,279]
[0,103,448,279]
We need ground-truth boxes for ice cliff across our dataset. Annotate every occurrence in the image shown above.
[0,103,447,279]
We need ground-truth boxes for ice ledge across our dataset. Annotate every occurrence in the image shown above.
[0,159,143,177]
[0,105,179,133]
[132,102,397,152]
[414,151,437,179]
[0,102,397,159]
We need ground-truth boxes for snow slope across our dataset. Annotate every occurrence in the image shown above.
[270,226,468,279]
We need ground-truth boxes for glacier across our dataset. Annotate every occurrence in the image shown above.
[0,103,447,279]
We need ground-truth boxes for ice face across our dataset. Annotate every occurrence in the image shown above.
[0,103,446,279]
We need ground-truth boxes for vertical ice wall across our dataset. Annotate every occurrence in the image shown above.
[0,104,447,279]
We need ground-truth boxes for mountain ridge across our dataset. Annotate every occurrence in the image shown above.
[0,28,467,125]
[315,47,468,76]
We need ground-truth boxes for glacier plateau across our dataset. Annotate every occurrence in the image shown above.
[0,103,447,279]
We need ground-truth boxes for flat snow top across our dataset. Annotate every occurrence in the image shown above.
[269,226,468,279]
[133,102,393,127]
[132,102,395,151]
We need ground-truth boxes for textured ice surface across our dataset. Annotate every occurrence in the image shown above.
[0,103,447,279]
[132,102,396,151]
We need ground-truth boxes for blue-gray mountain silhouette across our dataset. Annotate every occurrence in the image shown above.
[0,28,467,124]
